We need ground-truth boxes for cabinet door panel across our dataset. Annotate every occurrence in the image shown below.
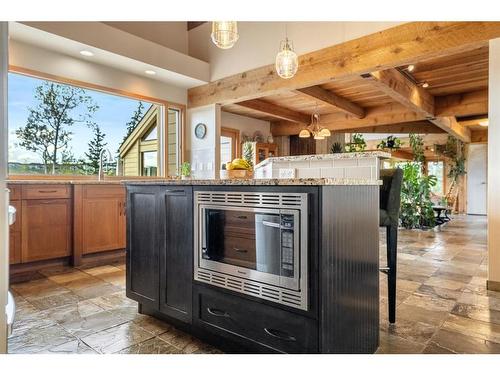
[159,187,193,323]
[9,232,21,264]
[21,199,71,262]
[83,198,123,254]
[126,188,159,307]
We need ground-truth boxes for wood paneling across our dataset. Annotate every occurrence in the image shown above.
[21,198,72,262]
[296,86,365,118]
[189,22,500,107]
[236,99,310,124]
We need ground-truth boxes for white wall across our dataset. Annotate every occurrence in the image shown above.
[488,38,500,287]
[9,40,188,104]
[187,105,221,179]
[103,22,189,55]
[221,111,270,139]
[467,144,487,215]
[189,21,402,81]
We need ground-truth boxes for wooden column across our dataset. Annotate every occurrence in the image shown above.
[488,39,500,291]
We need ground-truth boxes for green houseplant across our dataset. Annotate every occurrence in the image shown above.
[345,133,366,152]
[377,135,403,151]
[180,161,191,179]
[330,142,343,154]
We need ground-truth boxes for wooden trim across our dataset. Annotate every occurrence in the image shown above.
[221,127,241,160]
[73,185,83,266]
[435,89,488,117]
[8,66,186,178]
[236,99,310,124]
[188,22,500,107]
[487,279,500,292]
[471,129,488,143]
[296,86,365,119]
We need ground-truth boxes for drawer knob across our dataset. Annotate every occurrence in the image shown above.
[264,328,296,342]
[207,307,231,318]
[38,190,58,193]
[234,248,248,253]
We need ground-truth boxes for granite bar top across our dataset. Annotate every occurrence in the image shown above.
[255,151,391,169]
[7,179,124,185]
[124,178,382,186]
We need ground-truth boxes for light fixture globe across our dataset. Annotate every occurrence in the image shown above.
[275,38,299,79]
[211,21,239,49]
[299,129,310,138]
[319,128,331,138]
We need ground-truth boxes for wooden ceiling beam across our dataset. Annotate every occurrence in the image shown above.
[348,121,445,134]
[365,68,471,142]
[295,86,365,118]
[471,129,488,143]
[236,99,310,124]
[435,89,488,117]
[188,22,500,107]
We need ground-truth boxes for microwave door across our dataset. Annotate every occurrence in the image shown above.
[255,213,281,275]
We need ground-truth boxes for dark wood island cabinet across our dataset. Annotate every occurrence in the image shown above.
[125,180,380,354]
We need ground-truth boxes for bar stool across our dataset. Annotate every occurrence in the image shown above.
[379,168,403,324]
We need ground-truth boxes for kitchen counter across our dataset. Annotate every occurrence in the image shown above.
[7,179,124,185]
[124,177,381,186]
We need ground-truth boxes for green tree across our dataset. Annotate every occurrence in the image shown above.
[122,101,146,143]
[15,82,98,174]
[84,123,107,174]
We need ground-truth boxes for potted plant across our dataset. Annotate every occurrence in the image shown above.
[377,135,403,151]
[345,133,367,153]
[180,161,191,180]
[330,142,343,154]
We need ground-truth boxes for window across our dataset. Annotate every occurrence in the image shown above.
[220,127,240,168]
[427,161,445,195]
[8,71,184,177]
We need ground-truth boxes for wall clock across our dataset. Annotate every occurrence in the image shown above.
[195,123,207,139]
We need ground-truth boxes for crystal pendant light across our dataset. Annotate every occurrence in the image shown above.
[275,24,298,79]
[211,22,239,49]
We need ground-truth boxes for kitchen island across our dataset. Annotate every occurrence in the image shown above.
[125,173,382,354]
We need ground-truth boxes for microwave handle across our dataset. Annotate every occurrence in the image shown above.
[262,220,281,229]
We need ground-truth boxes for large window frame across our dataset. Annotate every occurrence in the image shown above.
[7,65,185,179]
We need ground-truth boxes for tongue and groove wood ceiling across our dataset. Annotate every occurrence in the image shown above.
[188,23,497,143]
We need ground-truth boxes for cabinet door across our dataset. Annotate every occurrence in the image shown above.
[9,200,22,264]
[159,186,193,322]
[126,186,160,307]
[21,199,71,262]
[82,197,124,254]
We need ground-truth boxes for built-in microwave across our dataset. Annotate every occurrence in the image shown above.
[194,191,308,311]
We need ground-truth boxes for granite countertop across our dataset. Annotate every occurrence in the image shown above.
[124,178,382,186]
[7,179,124,185]
[254,151,391,169]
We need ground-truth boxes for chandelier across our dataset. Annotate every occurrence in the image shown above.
[211,22,239,49]
[275,37,299,79]
[298,113,331,140]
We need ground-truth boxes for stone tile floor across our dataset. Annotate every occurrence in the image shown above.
[9,215,499,354]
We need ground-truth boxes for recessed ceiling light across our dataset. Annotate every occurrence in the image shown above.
[407,64,415,72]
[80,50,94,57]
[421,82,429,88]
[145,70,156,75]
[479,120,489,127]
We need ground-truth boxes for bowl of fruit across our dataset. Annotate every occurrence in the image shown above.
[223,158,253,179]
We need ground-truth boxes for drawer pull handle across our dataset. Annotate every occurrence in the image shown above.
[38,190,58,193]
[264,328,296,342]
[207,307,230,318]
[236,215,248,219]
[234,248,248,253]
[166,189,184,194]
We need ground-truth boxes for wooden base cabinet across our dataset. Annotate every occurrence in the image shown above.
[21,198,72,262]
[9,200,21,264]
[126,185,193,323]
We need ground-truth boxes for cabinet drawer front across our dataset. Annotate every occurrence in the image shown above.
[195,286,318,353]
[22,185,71,199]
[8,184,21,200]
[83,185,125,199]
[224,210,254,227]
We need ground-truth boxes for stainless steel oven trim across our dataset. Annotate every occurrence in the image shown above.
[193,191,308,311]
[198,204,300,290]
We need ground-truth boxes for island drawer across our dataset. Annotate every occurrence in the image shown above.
[193,285,318,353]
[22,185,71,200]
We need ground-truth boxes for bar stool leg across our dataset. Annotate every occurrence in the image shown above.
[387,225,398,324]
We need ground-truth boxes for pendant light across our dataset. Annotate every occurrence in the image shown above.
[298,112,331,139]
[211,22,239,49]
[275,24,298,79]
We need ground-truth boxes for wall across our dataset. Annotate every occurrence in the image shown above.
[467,144,488,215]
[187,105,221,179]
[9,40,188,104]
[221,111,270,140]
[189,22,402,81]
[103,22,188,55]
[488,38,500,288]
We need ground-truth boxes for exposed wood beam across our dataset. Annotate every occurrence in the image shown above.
[365,68,471,142]
[364,68,435,117]
[188,22,500,107]
[348,121,445,134]
[431,116,471,143]
[435,90,488,117]
[471,129,488,143]
[390,150,414,160]
[459,117,488,127]
[236,99,310,124]
[295,86,365,118]
[271,103,426,136]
